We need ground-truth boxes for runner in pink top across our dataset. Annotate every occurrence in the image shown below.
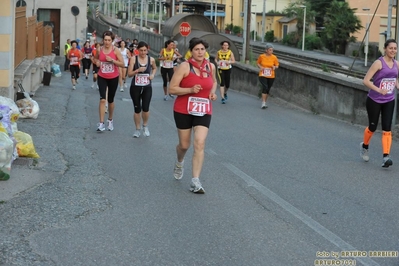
[93,30,125,132]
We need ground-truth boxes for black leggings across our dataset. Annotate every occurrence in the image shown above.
[70,65,80,79]
[161,67,174,87]
[259,77,275,94]
[82,58,92,71]
[366,97,395,132]
[218,69,231,88]
[130,85,152,113]
[97,76,119,103]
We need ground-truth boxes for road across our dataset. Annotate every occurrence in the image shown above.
[0,56,398,265]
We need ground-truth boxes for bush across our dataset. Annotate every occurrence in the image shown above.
[232,25,242,35]
[298,34,323,50]
[265,30,274,42]
[282,32,298,47]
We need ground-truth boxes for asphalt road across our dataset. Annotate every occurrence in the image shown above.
[0,57,398,266]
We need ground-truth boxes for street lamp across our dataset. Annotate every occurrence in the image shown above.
[261,0,266,43]
[299,5,306,51]
[363,7,370,67]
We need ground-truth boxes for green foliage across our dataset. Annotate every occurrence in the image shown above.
[322,0,362,54]
[265,30,274,42]
[282,32,299,47]
[352,50,359,57]
[321,64,330,72]
[225,23,233,31]
[232,25,242,35]
[283,3,316,34]
[298,34,323,50]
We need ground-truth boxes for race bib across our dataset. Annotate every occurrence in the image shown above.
[380,78,396,94]
[100,62,115,73]
[218,60,229,69]
[85,53,91,59]
[135,73,150,86]
[262,68,272,77]
[187,97,210,116]
[163,60,174,68]
[70,57,79,65]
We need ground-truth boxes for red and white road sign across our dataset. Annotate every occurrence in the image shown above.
[179,22,191,37]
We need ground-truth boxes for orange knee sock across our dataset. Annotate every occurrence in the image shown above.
[363,127,374,145]
[382,131,392,155]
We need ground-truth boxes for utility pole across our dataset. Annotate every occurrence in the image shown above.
[261,0,266,43]
[242,0,248,62]
[387,0,393,39]
[243,0,251,63]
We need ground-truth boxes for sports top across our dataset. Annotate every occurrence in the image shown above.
[368,57,398,103]
[257,53,279,79]
[97,46,119,79]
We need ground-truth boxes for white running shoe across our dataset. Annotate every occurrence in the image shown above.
[164,95,168,101]
[120,87,124,92]
[382,156,393,168]
[124,83,128,89]
[133,129,141,138]
[107,119,114,131]
[72,85,76,90]
[91,83,95,89]
[97,122,105,132]
[143,126,150,137]
[173,162,184,180]
[190,178,205,194]
[261,102,267,109]
[360,142,369,162]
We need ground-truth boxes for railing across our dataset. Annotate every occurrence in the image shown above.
[14,7,53,69]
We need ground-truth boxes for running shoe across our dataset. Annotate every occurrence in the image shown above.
[173,162,184,180]
[120,87,124,92]
[107,119,114,131]
[221,98,226,104]
[96,85,99,90]
[261,102,267,109]
[169,94,175,99]
[143,126,150,137]
[164,95,168,101]
[72,85,76,90]
[360,142,369,162]
[224,93,228,100]
[133,129,141,138]
[190,178,205,194]
[97,122,105,132]
[382,156,393,168]
[91,83,95,89]
[86,76,88,80]
[124,83,128,89]
[105,104,108,114]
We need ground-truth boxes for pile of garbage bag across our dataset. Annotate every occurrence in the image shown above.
[0,96,40,181]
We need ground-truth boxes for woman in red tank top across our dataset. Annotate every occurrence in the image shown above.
[93,31,125,132]
[169,38,217,194]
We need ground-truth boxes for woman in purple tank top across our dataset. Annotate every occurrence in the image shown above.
[360,39,399,168]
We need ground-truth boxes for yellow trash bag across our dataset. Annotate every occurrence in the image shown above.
[13,131,40,158]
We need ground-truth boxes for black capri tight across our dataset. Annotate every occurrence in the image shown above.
[161,67,174,87]
[82,58,92,71]
[259,77,275,94]
[218,69,231,88]
[70,65,80,79]
[366,97,395,132]
[130,85,153,113]
[97,76,119,103]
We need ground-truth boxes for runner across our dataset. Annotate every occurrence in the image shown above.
[64,39,71,71]
[93,31,125,132]
[169,38,217,194]
[256,43,279,109]
[90,42,100,89]
[118,40,131,92]
[82,41,93,80]
[159,40,182,100]
[67,40,83,90]
[360,38,399,167]
[127,41,157,138]
[215,41,235,104]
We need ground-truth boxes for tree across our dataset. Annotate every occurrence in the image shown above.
[283,2,316,46]
[305,0,344,28]
[322,0,362,54]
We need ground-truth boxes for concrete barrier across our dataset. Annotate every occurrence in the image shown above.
[230,60,371,126]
